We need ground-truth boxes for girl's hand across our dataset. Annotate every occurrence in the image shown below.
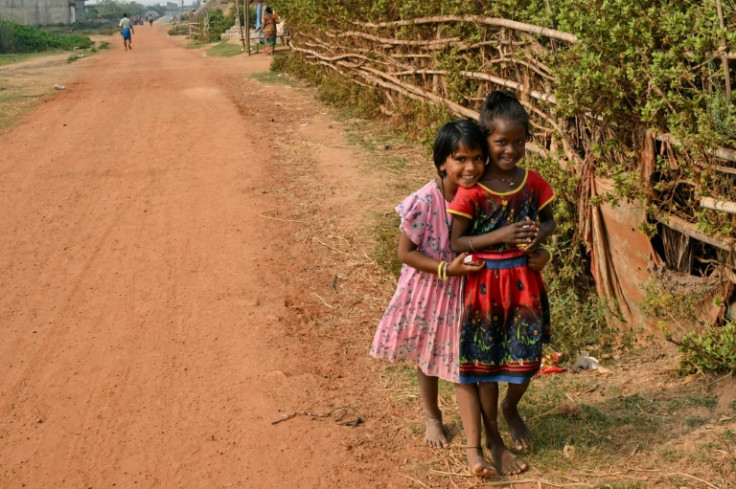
[446,252,483,276]
[527,247,551,271]
[497,219,538,246]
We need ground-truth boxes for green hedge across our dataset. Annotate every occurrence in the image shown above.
[272,0,734,156]
[0,18,93,53]
[268,1,736,356]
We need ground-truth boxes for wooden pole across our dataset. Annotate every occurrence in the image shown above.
[700,197,736,215]
[245,0,251,56]
[716,0,732,100]
[235,0,245,52]
[652,210,735,252]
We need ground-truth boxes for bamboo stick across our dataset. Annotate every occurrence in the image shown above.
[294,48,553,159]
[524,50,552,73]
[391,54,431,59]
[651,210,735,252]
[355,15,577,43]
[337,31,461,48]
[700,197,736,215]
[292,46,391,68]
[487,55,555,81]
[389,68,557,104]
[654,134,736,166]
[358,65,479,118]
[294,47,421,101]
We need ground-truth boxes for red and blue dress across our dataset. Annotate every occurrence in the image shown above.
[447,169,554,384]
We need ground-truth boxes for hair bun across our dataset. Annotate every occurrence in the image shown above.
[485,89,518,108]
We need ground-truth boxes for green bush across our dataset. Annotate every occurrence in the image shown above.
[168,24,189,36]
[0,17,14,52]
[269,1,736,357]
[0,18,92,54]
[207,8,234,41]
[672,322,736,375]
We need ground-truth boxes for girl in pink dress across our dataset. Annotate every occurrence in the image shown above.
[371,120,497,476]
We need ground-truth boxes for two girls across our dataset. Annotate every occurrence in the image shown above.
[372,90,554,477]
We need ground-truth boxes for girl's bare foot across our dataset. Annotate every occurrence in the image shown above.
[424,415,448,448]
[487,442,528,475]
[501,400,532,450]
[466,447,496,478]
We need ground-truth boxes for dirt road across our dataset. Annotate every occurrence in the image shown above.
[0,26,415,488]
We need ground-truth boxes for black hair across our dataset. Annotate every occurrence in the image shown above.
[265,6,273,14]
[478,89,530,138]
[433,119,488,176]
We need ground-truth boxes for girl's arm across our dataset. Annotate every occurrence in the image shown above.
[538,205,556,239]
[399,231,482,277]
[524,206,556,253]
[450,214,538,253]
[449,215,472,254]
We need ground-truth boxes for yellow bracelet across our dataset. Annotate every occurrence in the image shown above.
[441,262,449,280]
[438,261,446,278]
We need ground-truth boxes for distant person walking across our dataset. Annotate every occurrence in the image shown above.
[262,7,278,55]
[119,13,134,51]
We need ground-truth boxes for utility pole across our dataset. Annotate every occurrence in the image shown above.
[235,0,245,52]
[245,0,250,56]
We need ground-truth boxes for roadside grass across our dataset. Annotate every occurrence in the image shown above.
[370,211,402,279]
[207,41,244,57]
[376,344,735,486]
[185,40,214,49]
[0,50,66,66]
[0,46,100,133]
[1,40,104,68]
[0,91,46,134]
[40,22,117,37]
[334,117,430,281]
[67,53,86,63]
[249,71,294,85]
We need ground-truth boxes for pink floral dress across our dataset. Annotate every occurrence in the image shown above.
[370,180,462,383]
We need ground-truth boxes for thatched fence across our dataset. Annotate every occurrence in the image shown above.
[275,2,736,332]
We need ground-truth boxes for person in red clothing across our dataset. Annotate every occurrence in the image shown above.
[262,7,278,55]
[448,89,556,475]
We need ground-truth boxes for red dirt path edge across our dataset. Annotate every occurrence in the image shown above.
[0,27,420,489]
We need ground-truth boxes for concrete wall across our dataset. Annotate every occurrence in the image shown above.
[0,0,84,25]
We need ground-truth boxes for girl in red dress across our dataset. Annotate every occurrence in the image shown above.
[447,90,556,475]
